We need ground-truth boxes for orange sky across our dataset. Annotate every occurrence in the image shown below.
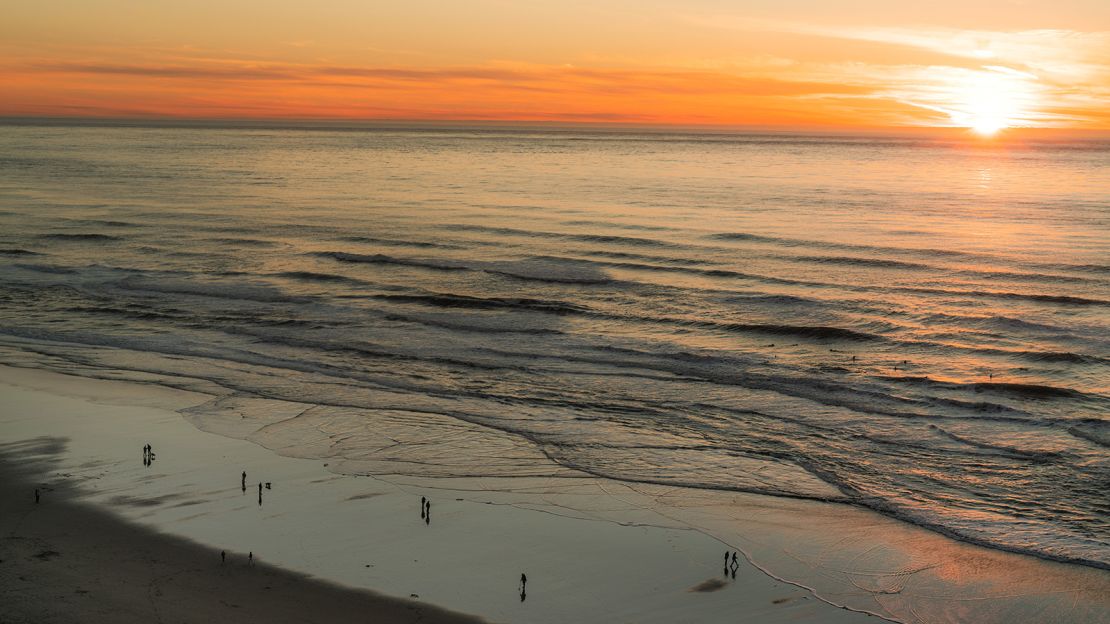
[3,1,1109,130]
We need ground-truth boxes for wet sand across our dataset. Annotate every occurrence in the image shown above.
[0,444,482,624]
[1,364,1106,624]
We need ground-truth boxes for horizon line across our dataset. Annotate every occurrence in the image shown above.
[3,115,1109,140]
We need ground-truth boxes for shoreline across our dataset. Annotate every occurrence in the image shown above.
[1,363,1108,623]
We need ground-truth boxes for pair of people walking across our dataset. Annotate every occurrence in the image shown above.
[723,550,739,578]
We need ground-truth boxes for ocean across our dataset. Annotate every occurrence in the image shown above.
[0,122,1107,570]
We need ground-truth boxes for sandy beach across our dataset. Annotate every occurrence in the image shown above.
[1,363,1107,623]
[0,364,884,623]
[0,443,482,624]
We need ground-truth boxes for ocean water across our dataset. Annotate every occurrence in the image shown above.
[0,123,1107,570]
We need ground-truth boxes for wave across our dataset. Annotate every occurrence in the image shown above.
[793,255,930,270]
[13,263,77,274]
[312,251,468,271]
[970,315,1074,334]
[314,251,612,284]
[205,237,281,247]
[903,286,1109,307]
[714,322,877,341]
[336,235,462,249]
[711,232,990,262]
[0,248,42,256]
[929,425,1064,461]
[536,253,1109,308]
[272,271,368,286]
[708,232,784,244]
[1043,263,1110,275]
[382,313,565,336]
[1016,351,1104,364]
[953,268,1099,285]
[72,219,142,228]
[447,223,685,249]
[961,382,1083,399]
[373,293,587,314]
[573,249,715,266]
[884,375,1089,401]
[37,233,121,242]
[63,305,189,322]
[484,259,612,285]
[719,293,826,308]
[708,231,1076,274]
[1067,425,1110,449]
[115,276,307,303]
[560,219,675,232]
[368,289,874,341]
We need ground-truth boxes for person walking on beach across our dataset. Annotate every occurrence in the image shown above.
[731,552,738,567]
[249,552,253,566]
[242,471,246,491]
[221,550,226,565]
[34,488,40,504]
[421,496,426,519]
[724,550,729,564]
[520,572,527,597]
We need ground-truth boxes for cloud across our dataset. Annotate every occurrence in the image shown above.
[16,60,872,97]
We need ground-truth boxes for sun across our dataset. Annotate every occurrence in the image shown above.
[965,82,1012,136]
[947,68,1037,137]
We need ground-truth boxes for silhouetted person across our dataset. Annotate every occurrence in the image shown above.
[520,573,527,592]
[221,550,226,565]
[249,552,253,566]
[258,482,262,494]
[724,550,729,564]
[425,500,430,516]
[34,488,40,504]
[242,471,246,491]
[731,552,738,566]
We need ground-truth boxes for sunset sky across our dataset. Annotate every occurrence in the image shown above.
[3,0,1109,131]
